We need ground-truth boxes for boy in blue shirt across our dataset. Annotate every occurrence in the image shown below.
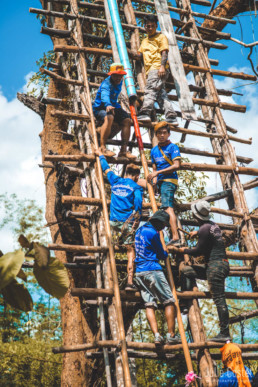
[93,63,135,160]
[95,148,143,289]
[135,210,181,344]
[147,121,181,244]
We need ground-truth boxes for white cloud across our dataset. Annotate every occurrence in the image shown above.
[0,74,45,251]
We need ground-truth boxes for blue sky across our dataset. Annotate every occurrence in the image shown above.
[0,1,52,100]
[0,1,257,100]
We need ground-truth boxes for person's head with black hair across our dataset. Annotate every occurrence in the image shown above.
[144,15,158,37]
[125,163,141,182]
[149,210,170,231]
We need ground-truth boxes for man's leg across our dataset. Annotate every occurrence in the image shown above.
[159,182,179,241]
[165,304,176,336]
[207,262,230,339]
[146,307,158,335]
[118,118,135,159]
[138,70,160,118]
[157,78,178,122]
[99,114,115,155]
[126,246,135,286]
[165,207,179,240]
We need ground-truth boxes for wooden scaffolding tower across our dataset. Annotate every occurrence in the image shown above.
[27,0,258,385]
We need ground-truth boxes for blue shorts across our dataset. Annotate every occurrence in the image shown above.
[158,181,177,209]
[135,270,175,309]
[94,108,130,125]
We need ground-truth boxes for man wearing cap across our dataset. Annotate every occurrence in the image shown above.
[135,15,178,125]
[147,121,181,244]
[178,200,231,342]
[95,148,143,290]
[93,63,135,159]
[135,210,181,344]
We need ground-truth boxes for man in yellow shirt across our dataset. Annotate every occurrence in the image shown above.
[136,15,178,125]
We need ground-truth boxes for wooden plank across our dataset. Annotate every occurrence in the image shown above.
[154,0,196,120]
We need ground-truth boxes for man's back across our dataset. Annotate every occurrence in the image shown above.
[135,222,167,272]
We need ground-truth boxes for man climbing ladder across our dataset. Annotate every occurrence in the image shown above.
[95,148,143,290]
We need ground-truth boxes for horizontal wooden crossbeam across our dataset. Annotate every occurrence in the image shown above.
[52,339,258,354]
[46,0,236,24]
[71,287,258,300]
[44,154,258,175]
[87,350,258,361]
[61,196,258,221]
[48,243,258,260]
[53,44,256,81]
[31,8,228,49]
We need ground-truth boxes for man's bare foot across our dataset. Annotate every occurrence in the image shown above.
[118,151,137,160]
[101,148,116,157]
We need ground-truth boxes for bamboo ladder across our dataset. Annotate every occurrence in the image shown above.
[29,0,258,385]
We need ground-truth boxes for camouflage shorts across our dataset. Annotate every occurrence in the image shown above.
[110,221,135,246]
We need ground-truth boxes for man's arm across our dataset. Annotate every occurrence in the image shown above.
[133,187,143,215]
[95,149,120,185]
[101,83,115,111]
[152,232,168,260]
[158,50,168,78]
[179,224,210,257]
[147,159,180,183]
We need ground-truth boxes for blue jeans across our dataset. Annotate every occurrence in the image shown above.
[158,181,177,208]
[135,270,175,309]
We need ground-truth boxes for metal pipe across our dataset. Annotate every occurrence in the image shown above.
[106,0,136,98]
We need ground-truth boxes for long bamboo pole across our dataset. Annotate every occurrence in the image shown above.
[69,1,132,385]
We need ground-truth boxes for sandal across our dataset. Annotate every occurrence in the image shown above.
[118,151,137,160]
[102,148,116,157]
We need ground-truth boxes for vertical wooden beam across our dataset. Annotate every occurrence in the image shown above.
[154,0,197,120]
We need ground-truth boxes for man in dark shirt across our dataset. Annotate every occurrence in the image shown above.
[177,200,231,342]
[135,210,181,344]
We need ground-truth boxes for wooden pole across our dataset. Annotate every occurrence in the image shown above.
[70,287,258,300]
[52,339,258,354]
[69,1,132,385]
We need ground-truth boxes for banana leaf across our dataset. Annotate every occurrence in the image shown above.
[33,257,70,299]
[0,250,25,290]
[1,279,33,312]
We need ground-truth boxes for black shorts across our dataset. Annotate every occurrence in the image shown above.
[94,108,130,125]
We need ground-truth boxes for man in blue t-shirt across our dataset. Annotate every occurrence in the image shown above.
[95,148,143,289]
[147,121,181,244]
[135,210,181,344]
[93,63,135,160]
